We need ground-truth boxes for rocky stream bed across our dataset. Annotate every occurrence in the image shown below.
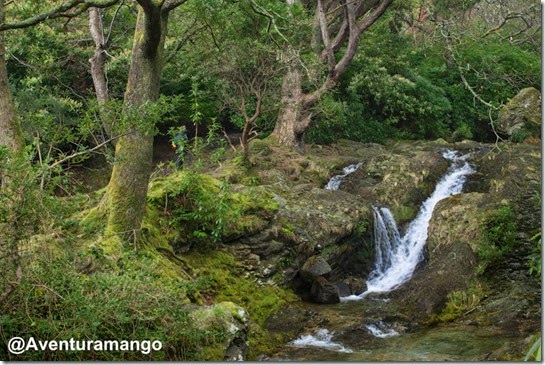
[212,138,541,361]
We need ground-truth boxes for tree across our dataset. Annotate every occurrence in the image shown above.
[103,0,188,244]
[203,2,282,161]
[0,0,120,155]
[0,1,24,156]
[0,0,120,304]
[88,6,115,144]
[271,0,394,147]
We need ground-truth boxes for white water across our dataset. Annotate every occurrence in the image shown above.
[324,163,363,190]
[365,321,399,338]
[342,150,475,301]
[290,329,353,353]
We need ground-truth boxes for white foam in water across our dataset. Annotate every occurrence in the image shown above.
[341,150,475,301]
[290,329,353,353]
[324,163,363,190]
[365,321,399,338]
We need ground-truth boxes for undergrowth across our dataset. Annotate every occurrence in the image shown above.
[432,281,487,323]
[476,205,517,274]
[0,244,219,360]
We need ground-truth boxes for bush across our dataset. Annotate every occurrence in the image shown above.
[0,241,222,360]
[476,205,517,273]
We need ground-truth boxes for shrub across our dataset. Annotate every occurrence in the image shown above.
[476,205,517,273]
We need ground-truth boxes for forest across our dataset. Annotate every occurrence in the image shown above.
[0,0,541,361]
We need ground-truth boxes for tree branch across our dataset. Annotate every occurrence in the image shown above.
[38,133,126,175]
[0,0,120,31]
[163,0,189,12]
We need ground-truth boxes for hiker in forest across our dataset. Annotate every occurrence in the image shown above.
[171,126,188,168]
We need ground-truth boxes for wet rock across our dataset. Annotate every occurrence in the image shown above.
[310,276,340,304]
[265,305,311,336]
[336,277,366,297]
[300,255,332,280]
[345,277,366,295]
[344,146,450,225]
[335,281,351,297]
[497,87,541,139]
[389,193,494,317]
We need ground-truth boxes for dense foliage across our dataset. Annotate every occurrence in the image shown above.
[0,0,541,361]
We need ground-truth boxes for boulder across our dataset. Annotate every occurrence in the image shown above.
[190,302,249,361]
[344,276,366,295]
[497,87,541,140]
[335,281,351,297]
[300,255,332,280]
[336,277,367,297]
[310,276,340,304]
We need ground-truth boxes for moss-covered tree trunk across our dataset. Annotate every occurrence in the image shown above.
[104,6,167,242]
[0,2,24,155]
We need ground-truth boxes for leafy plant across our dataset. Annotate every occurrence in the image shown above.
[435,282,486,322]
[476,205,517,273]
[528,232,541,278]
[525,335,542,361]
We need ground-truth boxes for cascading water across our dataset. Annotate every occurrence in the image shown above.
[324,163,363,190]
[343,150,475,301]
[289,329,353,353]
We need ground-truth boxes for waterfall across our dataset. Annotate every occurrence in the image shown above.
[342,150,475,301]
[324,163,363,190]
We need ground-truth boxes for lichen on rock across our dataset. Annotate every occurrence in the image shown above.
[497,87,541,141]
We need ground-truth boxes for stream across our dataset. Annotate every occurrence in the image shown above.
[271,300,516,361]
[270,150,519,361]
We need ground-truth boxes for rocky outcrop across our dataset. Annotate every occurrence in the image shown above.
[342,141,451,225]
[497,87,541,140]
[223,181,375,299]
[388,142,541,320]
[190,302,249,361]
[390,193,497,317]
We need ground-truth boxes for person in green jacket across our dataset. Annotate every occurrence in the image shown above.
[170,126,188,168]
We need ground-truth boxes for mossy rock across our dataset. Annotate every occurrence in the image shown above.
[191,301,249,361]
[497,87,541,141]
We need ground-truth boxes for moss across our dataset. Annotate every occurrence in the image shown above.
[148,171,278,243]
[392,204,418,224]
[476,205,517,274]
[429,281,487,324]
[80,206,107,236]
[186,250,299,359]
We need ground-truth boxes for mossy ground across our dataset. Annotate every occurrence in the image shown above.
[74,173,295,358]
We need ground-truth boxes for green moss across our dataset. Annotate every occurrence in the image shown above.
[148,171,278,244]
[80,206,107,236]
[392,204,418,224]
[186,250,299,359]
[476,205,517,274]
[431,281,487,324]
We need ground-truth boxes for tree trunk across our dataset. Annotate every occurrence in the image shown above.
[0,1,24,155]
[88,7,115,145]
[104,7,166,243]
[274,0,393,148]
[271,66,312,148]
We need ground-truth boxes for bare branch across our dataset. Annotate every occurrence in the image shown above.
[105,0,126,45]
[0,0,120,31]
[38,133,126,175]
[163,0,189,12]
